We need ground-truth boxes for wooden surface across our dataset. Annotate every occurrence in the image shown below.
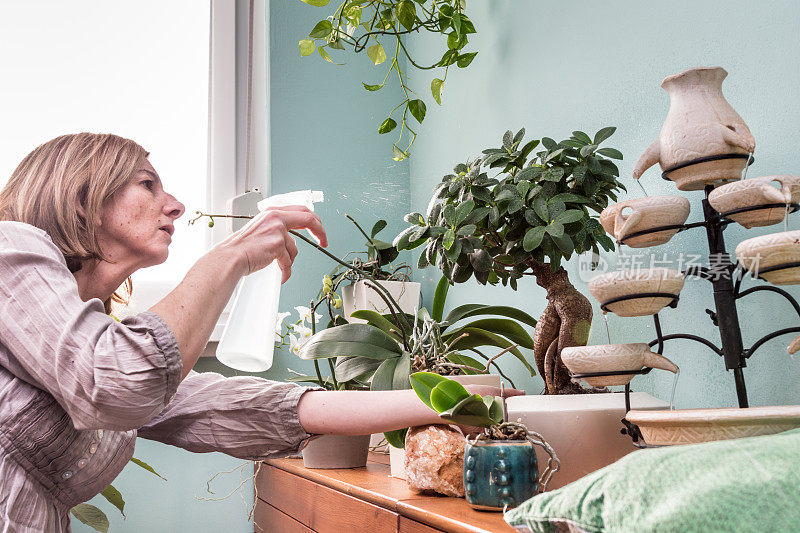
[254,453,516,533]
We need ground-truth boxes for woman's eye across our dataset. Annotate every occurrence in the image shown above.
[141,180,154,191]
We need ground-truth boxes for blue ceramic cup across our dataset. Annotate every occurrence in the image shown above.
[463,440,537,511]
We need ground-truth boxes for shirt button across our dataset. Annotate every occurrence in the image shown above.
[89,444,98,454]
[97,430,104,439]
[78,459,88,468]
[62,471,73,479]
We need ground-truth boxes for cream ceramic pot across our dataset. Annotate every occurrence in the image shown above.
[589,268,685,317]
[561,343,678,387]
[599,196,690,247]
[735,230,800,285]
[708,175,800,228]
[633,66,755,191]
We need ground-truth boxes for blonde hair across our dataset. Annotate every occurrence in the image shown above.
[0,133,148,313]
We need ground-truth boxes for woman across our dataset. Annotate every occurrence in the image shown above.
[0,133,515,531]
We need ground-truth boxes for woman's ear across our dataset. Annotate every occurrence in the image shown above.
[75,191,101,227]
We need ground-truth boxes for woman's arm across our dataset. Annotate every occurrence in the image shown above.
[149,207,328,380]
[297,386,523,435]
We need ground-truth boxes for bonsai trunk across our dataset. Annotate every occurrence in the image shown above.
[528,261,593,394]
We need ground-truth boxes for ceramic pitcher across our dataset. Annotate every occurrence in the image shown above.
[633,66,755,191]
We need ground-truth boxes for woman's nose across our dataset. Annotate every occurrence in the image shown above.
[164,193,186,220]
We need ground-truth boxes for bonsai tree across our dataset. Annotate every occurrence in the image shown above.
[395,127,624,394]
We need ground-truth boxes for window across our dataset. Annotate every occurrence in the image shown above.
[0,1,268,338]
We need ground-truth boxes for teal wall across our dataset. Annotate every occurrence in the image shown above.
[406,0,800,409]
[74,2,409,532]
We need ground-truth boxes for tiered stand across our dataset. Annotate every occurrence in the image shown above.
[572,155,800,446]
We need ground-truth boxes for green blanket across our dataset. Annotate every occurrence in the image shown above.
[504,428,800,533]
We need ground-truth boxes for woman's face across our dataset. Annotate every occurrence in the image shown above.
[97,159,185,270]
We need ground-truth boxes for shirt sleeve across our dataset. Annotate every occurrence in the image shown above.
[0,222,183,431]
[137,370,323,461]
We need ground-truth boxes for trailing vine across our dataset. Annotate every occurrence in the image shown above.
[299,0,477,160]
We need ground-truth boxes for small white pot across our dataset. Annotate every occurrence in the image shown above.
[301,434,371,469]
[342,280,421,323]
[389,444,407,479]
[448,374,502,388]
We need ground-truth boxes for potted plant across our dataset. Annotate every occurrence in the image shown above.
[301,274,537,477]
[335,216,422,324]
[409,371,559,511]
[298,0,480,160]
[280,299,378,469]
[395,127,625,395]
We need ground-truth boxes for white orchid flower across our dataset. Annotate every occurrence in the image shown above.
[295,305,323,325]
[294,324,313,341]
[289,333,302,355]
[274,311,291,342]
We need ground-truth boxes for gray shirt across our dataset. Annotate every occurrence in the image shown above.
[0,222,319,532]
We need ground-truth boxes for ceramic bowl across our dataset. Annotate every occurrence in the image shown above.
[666,157,748,191]
[735,230,800,285]
[588,268,685,317]
[626,406,800,446]
[599,196,690,248]
[708,175,800,228]
[561,343,678,387]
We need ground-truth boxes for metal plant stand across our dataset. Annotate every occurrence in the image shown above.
[574,155,800,445]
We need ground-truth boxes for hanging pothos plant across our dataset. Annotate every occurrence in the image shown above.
[298,0,477,161]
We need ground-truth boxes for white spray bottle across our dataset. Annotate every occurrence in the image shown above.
[216,190,324,372]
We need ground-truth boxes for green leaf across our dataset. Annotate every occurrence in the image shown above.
[336,356,382,382]
[404,212,425,226]
[443,204,456,225]
[551,193,590,204]
[308,20,333,38]
[392,145,408,161]
[349,310,398,336]
[71,504,109,533]
[523,226,545,252]
[430,380,471,412]
[408,99,427,123]
[130,457,167,481]
[446,318,534,349]
[370,357,400,390]
[100,485,125,517]
[432,275,450,322]
[362,82,384,91]
[572,131,592,144]
[455,199,474,225]
[371,219,388,237]
[318,46,338,64]
[542,167,565,182]
[443,228,455,250]
[446,352,487,374]
[457,223,476,236]
[439,394,494,427]
[446,327,535,375]
[384,428,407,449]
[541,137,558,150]
[410,371,449,409]
[594,126,617,145]
[444,237,462,262]
[367,43,387,65]
[298,324,402,360]
[378,117,397,134]
[301,0,330,5]
[546,221,564,238]
[533,196,549,222]
[299,39,315,56]
[579,144,597,157]
[516,166,541,181]
[392,351,411,389]
[396,0,417,31]
[469,249,492,272]
[556,209,585,224]
[597,147,623,159]
[457,52,477,67]
[431,78,444,105]
[517,181,531,198]
[552,233,574,255]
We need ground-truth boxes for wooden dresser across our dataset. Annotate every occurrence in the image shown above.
[254,453,516,532]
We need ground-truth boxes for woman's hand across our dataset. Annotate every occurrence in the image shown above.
[220,206,328,282]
